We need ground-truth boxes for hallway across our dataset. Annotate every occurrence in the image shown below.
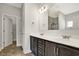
[0,42,34,56]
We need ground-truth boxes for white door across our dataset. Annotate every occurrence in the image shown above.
[3,17,5,48]
[3,15,12,48]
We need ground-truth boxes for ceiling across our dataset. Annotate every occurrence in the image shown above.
[52,3,79,15]
[39,3,55,8]
[41,3,79,18]
[47,3,79,15]
[6,3,23,8]
[5,3,79,15]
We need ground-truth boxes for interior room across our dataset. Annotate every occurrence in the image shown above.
[0,3,79,56]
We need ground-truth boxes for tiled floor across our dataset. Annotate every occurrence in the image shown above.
[0,42,34,56]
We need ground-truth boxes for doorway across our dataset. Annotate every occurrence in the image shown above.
[2,15,17,49]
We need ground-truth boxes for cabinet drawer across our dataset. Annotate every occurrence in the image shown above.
[57,44,79,56]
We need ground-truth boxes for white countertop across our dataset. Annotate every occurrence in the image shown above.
[30,32,79,48]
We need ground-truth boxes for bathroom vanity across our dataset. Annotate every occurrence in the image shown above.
[30,33,79,56]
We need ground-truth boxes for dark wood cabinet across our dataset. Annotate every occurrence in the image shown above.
[37,39,45,56]
[30,36,38,55]
[30,36,79,56]
[57,44,79,56]
[45,41,56,56]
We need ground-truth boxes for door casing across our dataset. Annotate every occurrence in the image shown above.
[2,14,22,50]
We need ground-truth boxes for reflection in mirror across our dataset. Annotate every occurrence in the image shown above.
[48,16,59,30]
[48,8,65,30]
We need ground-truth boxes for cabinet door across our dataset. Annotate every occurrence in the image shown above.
[45,41,56,56]
[30,36,33,51]
[30,36,37,55]
[37,39,45,56]
[57,44,79,56]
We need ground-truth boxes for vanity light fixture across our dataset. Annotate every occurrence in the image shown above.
[39,5,48,14]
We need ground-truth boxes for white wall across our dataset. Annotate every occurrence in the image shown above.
[38,10,48,33]
[58,12,65,30]
[22,3,48,54]
[22,3,31,53]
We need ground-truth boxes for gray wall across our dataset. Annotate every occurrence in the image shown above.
[65,11,79,29]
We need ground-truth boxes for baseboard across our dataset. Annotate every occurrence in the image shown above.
[23,49,31,54]
[16,43,22,47]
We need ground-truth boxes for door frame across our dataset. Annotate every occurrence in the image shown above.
[2,13,21,50]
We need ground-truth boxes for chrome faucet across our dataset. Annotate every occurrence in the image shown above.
[62,35,71,40]
[40,33,44,36]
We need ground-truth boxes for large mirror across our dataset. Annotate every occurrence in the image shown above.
[47,3,79,30]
